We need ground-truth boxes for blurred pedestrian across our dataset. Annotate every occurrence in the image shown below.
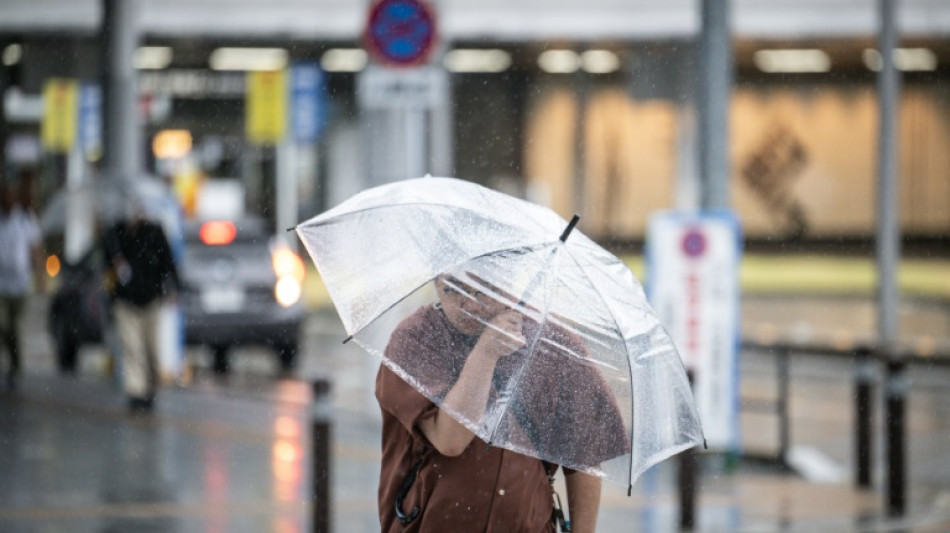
[0,181,45,389]
[102,197,180,413]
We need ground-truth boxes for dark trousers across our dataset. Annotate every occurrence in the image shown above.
[0,295,25,375]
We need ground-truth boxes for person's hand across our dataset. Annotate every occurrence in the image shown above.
[475,310,525,359]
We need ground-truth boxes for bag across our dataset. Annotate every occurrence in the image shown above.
[545,462,571,532]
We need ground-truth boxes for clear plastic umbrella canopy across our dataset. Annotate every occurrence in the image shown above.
[295,176,703,490]
[39,177,174,234]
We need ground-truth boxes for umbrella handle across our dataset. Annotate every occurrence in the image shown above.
[394,448,427,524]
[546,464,572,532]
[559,214,581,243]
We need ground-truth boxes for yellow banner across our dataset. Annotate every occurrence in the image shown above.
[246,70,288,145]
[41,78,78,153]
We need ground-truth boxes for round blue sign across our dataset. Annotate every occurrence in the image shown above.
[364,0,437,67]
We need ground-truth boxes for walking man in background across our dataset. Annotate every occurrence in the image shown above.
[0,181,45,390]
[103,197,180,412]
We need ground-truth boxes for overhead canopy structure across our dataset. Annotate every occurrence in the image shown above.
[1,0,949,41]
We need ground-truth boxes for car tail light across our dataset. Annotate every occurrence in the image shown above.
[200,220,237,245]
[46,254,61,278]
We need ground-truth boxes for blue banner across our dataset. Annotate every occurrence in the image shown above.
[291,62,327,143]
[79,83,102,158]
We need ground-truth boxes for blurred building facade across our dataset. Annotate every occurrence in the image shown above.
[1,0,949,245]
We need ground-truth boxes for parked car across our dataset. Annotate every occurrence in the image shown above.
[47,215,307,375]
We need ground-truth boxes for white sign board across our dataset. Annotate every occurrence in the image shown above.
[357,65,447,109]
[647,210,741,450]
[196,179,245,220]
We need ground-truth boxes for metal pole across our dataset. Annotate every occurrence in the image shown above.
[403,108,428,178]
[276,141,298,237]
[429,83,454,177]
[876,0,900,347]
[101,0,141,183]
[884,358,907,516]
[572,69,589,216]
[678,370,697,530]
[876,0,904,516]
[428,2,453,178]
[675,106,699,211]
[697,0,732,210]
[312,379,332,533]
[854,346,875,488]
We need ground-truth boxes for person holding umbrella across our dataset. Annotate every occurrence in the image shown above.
[376,272,622,532]
[294,176,705,532]
[102,197,180,413]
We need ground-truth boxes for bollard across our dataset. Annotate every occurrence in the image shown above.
[776,348,790,465]
[884,357,907,517]
[678,370,697,531]
[312,379,332,533]
[854,346,875,489]
[678,445,697,530]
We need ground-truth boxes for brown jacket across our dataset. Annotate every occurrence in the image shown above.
[375,305,627,532]
[377,362,555,532]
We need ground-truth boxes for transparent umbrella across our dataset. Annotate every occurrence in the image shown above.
[294,176,703,490]
[39,177,172,235]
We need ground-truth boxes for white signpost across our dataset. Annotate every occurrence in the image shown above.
[357,0,446,187]
[647,210,742,450]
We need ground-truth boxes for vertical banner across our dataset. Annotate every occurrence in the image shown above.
[245,69,288,145]
[291,62,327,144]
[79,83,103,160]
[41,78,78,153]
[647,209,742,450]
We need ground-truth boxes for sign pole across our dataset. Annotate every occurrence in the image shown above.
[359,0,441,185]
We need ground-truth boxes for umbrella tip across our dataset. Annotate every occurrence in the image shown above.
[627,485,633,497]
[343,335,353,344]
[286,226,296,233]
[559,214,581,243]
[703,439,708,450]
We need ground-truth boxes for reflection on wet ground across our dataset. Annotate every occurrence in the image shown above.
[2,298,949,532]
[0,375,311,533]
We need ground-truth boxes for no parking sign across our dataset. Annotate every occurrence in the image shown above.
[647,210,742,450]
[358,0,446,110]
[363,0,437,67]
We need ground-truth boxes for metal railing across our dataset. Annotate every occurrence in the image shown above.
[677,339,950,528]
[742,341,949,515]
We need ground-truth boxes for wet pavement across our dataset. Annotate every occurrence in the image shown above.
[0,375,312,533]
[2,295,950,532]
